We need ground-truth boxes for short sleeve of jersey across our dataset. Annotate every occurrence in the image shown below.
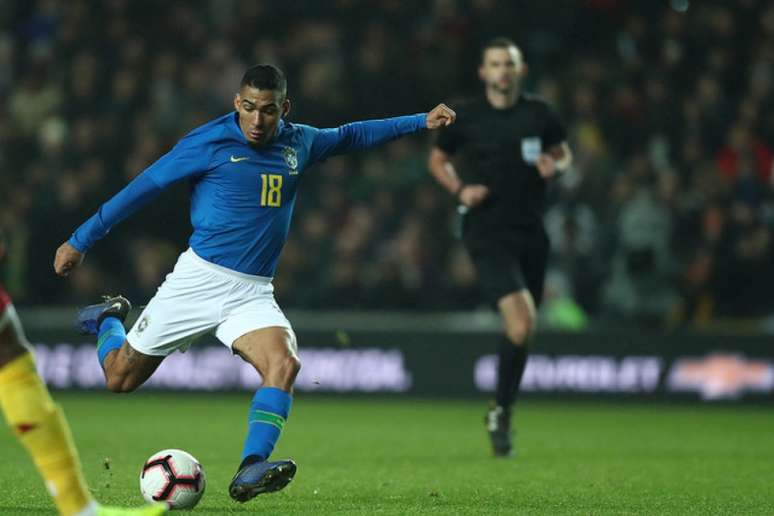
[435,120,466,155]
[541,104,567,148]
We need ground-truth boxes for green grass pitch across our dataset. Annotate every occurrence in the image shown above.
[1,393,773,515]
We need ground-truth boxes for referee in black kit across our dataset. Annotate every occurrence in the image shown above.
[428,37,573,457]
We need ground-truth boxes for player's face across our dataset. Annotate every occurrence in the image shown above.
[479,46,525,93]
[234,87,291,146]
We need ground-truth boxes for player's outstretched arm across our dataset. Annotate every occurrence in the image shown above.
[52,172,166,277]
[307,103,455,162]
[54,138,212,277]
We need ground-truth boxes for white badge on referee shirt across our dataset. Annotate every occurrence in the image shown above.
[521,137,542,165]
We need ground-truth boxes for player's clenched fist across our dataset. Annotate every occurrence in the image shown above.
[54,241,85,277]
[426,103,456,129]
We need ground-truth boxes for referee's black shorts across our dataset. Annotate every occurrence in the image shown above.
[464,226,550,309]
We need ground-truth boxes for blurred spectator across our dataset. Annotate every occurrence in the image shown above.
[716,123,773,203]
[602,160,679,323]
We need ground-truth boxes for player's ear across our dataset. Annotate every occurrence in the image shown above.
[233,93,241,112]
[281,98,291,118]
[478,64,486,82]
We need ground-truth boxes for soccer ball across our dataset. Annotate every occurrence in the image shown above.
[139,449,206,510]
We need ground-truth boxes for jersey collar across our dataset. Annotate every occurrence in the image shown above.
[481,92,524,112]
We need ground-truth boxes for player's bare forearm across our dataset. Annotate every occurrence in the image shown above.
[428,147,464,195]
[428,147,489,208]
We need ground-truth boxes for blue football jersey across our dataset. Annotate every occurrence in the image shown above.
[69,111,427,276]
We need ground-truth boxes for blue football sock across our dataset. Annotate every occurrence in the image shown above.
[242,387,292,462]
[96,317,126,367]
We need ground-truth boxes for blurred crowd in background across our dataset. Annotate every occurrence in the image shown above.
[1,0,773,330]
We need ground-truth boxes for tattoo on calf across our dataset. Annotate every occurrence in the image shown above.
[122,343,138,365]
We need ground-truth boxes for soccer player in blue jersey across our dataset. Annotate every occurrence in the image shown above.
[53,64,455,502]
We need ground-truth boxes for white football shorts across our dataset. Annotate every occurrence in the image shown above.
[127,248,292,356]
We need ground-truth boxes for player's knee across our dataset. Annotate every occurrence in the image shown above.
[265,354,301,386]
[279,354,301,382]
[504,318,533,346]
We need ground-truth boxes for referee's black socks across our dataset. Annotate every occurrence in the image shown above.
[495,337,528,409]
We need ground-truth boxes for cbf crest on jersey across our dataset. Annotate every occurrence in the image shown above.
[283,146,298,175]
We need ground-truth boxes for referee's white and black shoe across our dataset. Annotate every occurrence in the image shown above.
[485,404,513,458]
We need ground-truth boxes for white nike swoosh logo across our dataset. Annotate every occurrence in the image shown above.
[230,155,249,162]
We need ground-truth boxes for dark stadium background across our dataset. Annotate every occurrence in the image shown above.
[1,0,773,394]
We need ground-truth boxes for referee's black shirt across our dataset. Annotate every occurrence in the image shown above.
[435,93,567,239]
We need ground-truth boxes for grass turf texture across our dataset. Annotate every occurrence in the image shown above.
[1,394,772,515]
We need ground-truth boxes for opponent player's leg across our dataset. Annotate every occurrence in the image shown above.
[0,299,94,515]
[0,302,166,516]
[228,326,300,502]
[75,295,163,393]
[0,310,27,367]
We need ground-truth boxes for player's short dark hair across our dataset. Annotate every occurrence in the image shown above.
[481,37,518,62]
[240,64,287,98]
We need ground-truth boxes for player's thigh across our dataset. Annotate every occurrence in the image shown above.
[467,240,529,309]
[0,306,29,367]
[215,279,297,375]
[519,229,550,307]
[469,236,541,343]
[232,326,299,374]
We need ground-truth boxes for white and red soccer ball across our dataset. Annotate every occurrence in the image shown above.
[140,449,206,510]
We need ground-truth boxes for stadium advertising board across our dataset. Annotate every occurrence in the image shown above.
[26,328,773,401]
